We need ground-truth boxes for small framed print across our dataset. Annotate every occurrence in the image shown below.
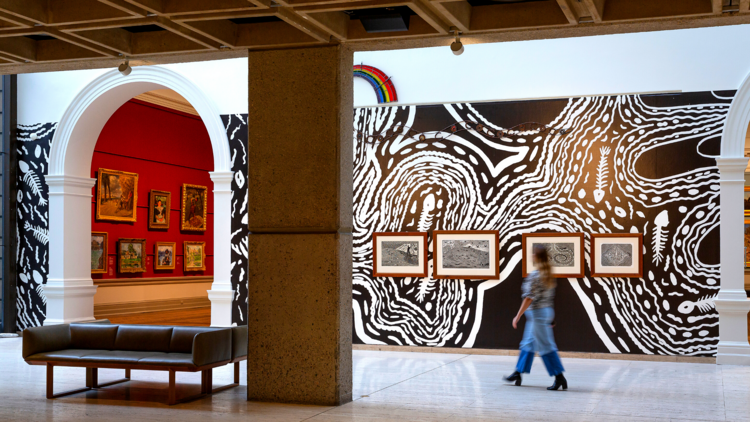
[181,184,208,232]
[96,168,138,222]
[149,190,171,229]
[184,241,206,272]
[433,230,500,280]
[522,233,585,278]
[91,232,107,274]
[591,233,643,278]
[117,238,146,273]
[372,232,428,277]
[154,241,176,270]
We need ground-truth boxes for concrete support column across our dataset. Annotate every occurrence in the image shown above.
[246,46,353,405]
[715,157,750,365]
[44,175,98,325]
[208,171,235,327]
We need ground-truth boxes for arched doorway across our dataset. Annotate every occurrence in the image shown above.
[716,74,750,365]
[43,67,234,327]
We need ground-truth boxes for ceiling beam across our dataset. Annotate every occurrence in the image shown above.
[0,36,36,62]
[55,16,157,31]
[430,0,471,33]
[68,28,133,55]
[742,0,750,13]
[97,0,149,17]
[172,9,274,22]
[248,0,272,8]
[0,0,48,25]
[408,0,451,34]
[295,1,409,13]
[44,27,121,57]
[179,19,239,47]
[120,0,163,15]
[301,11,349,40]
[712,0,722,14]
[555,0,581,25]
[275,7,331,42]
[0,10,37,27]
[155,16,223,49]
[581,0,605,23]
[0,51,20,63]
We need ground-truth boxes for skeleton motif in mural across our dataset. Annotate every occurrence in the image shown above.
[353,92,727,355]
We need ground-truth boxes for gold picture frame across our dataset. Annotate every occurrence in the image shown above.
[117,238,146,273]
[96,168,138,222]
[184,241,206,272]
[91,232,108,274]
[149,190,171,230]
[154,241,176,270]
[180,184,208,232]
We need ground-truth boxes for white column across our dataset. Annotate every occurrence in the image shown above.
[715,157,750,365]
[208,171,235,326]
[43,175,98,325]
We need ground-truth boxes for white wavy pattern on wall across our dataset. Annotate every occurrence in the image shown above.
[353,94,727,355]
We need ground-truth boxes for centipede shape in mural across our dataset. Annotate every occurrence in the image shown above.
[353,92,729,356]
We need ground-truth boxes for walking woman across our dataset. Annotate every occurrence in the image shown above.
[503,244,567,390]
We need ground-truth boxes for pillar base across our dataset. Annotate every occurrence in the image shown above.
[714,295,750,366]
[42,282,97,325]
[208,289,234,327]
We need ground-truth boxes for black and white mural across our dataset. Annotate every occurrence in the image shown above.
[224,114,250,325]
[14,115,249,330]
[353,92,728,356]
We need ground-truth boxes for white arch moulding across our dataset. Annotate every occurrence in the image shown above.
[44,66,234,327]
[716,72,750,365]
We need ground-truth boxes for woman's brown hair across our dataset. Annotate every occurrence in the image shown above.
[532,244,556,289]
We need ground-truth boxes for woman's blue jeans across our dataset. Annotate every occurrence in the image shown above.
[515,307,565,376]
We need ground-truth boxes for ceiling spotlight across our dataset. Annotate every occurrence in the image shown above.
[118,59,132,76]
[450,27,463,56]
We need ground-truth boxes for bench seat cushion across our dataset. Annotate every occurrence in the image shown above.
[26,349,196,368]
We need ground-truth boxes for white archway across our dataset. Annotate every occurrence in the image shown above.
[44,66,234,327]
[715,72,750,365]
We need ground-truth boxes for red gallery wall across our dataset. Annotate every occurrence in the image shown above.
[91,99,214,279]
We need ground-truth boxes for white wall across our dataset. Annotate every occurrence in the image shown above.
[18,57,248,124]
[354,24,750,107]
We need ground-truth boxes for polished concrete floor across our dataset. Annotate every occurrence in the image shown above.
[1,337,748,421]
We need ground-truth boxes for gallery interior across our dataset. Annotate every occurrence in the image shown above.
[1,0,750,421]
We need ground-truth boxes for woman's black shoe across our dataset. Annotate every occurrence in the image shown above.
[547,374,567,391]
[503,371,522,386]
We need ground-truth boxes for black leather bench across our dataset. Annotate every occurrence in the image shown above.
[22,322,247,405]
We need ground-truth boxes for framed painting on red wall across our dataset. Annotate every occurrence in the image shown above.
[155,241,176,270]
[184,241,206,272]
[91,232,107,274]
[149,190,171,229]
[118,238,146,273]
[96,168,138,222]
[181,184,207,232]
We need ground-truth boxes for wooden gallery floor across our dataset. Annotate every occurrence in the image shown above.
[2,337,750,422]
[106,308,211,326]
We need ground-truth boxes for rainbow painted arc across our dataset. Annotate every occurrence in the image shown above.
[353,65,398,104]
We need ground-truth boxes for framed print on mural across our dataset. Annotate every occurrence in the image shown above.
[91,232,107,274]
[590,233,643,278]
[433,231,500,280]
[149,190,171,229]
[181,184,208,232]
[154,241,176,270]
[372,232,428,277]
[117,238,146,273]
[184,241,206,272]
[96,168,138,222]
[522,233,585,278]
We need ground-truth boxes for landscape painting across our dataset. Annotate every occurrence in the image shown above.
[96,168,138,222]
[590,233,643,278]
[184,241,206,271]
[433,231,499,279]
[181,184,207,231]
[118,238,146,273]
[372,232,428,277]
[521,233,585,278]
[155,241,175,270]
[91,232,107,274]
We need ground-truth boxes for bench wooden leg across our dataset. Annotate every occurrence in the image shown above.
[211,363,240,394]
[125,369,131,379]
[234,361,239,385]
[168,369,176,406]
[45,363,92,399]
[86,368,98,388]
